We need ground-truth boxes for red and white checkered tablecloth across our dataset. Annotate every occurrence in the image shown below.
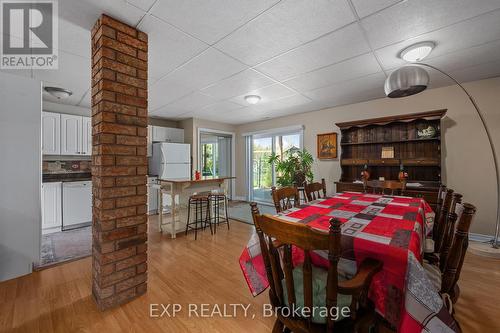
[239,192,460,333]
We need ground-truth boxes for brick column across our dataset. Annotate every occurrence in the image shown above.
[90,14,148,310]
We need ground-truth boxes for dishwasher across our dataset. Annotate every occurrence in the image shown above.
[62,180,92,231]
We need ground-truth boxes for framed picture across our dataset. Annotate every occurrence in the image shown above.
[317,132,337,159]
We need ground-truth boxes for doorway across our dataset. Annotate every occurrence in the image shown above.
[198,129,235,199]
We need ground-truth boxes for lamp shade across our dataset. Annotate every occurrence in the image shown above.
[384,66,429,98]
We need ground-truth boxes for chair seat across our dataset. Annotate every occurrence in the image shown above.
[423,262,442,292]
[282,264,352,324]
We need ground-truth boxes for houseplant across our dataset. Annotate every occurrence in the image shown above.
[268,148,314,187]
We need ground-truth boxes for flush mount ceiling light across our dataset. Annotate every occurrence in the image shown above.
[399,41,435,62]
[244,95,261,105]
[44,86,73,99]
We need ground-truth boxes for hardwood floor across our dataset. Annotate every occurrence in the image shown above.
[0,216,499,332]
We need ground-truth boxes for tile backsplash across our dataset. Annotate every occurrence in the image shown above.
[43,160,91,174]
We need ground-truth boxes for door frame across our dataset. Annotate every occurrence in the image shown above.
[197,127,236,200]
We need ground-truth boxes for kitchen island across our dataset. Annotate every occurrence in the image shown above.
[156,177,235,238]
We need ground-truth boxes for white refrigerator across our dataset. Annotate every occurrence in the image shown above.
[150,142,191,179]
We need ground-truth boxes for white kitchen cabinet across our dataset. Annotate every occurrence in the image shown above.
[82,116,92,155]
[41,182,62,234]
[62,181,92,230]
[60,114,92,155]
[42,112,61,155]
[147,176,158,214]
[152,126,184,143]
[147,125,153,157]
[61,114,82,155]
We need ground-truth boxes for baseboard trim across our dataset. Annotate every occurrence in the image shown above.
[469,232,496,243]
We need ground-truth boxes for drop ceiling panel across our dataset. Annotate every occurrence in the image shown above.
[138,15,208,80]
[126,0,156,11]
[164,92,219,113]
[304,72,386,105]
[59,0,145,30]
[351,0,402,18]
[200,69,275,100]
[162,48,247,90]
[254,23,371,81]
[193,100,244,117]
[283,53,382,92]
[375,10,500,70]
[148,77,194,110]
[59,18,91,58]
[361,0,500,49]
[215,0,356,66]
[149,104,188,118]
[150,0,280,44]
[229,84,297,106]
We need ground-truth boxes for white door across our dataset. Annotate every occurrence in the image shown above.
[42,112,61,155]
[61,114,82,155]
[166,128,184,143]
[41,182,62,233]
[82,117,92,155]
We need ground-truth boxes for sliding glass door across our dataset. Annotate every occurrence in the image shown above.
[248,129,302,203]
[200,132,233,196]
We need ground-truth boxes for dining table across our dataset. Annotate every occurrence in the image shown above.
[239,191,460,333]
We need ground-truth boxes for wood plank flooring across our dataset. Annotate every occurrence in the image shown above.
[0,216,499,332]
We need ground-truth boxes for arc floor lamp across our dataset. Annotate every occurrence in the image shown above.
[384,42,500,256]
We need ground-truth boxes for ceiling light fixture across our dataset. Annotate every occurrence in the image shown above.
[399,41,435,62]
[245,95,261,105]
[44,86,73,99]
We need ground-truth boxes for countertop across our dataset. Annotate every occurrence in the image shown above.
[42,172,92,183]
[158,177,235,184]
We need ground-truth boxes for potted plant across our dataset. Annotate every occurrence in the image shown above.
[268,148,314,187]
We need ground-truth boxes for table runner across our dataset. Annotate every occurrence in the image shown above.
[239,192,460,333]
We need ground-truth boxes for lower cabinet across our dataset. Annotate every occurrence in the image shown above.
[41,182,62,234]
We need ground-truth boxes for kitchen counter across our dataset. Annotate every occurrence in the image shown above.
[42,172,91,183]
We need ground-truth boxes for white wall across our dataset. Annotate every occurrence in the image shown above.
[235,77,500,236]
[0,72,42,281]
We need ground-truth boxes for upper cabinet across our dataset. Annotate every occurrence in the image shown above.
[152,126,184,143]
[42,112,61,155]
[61,114,82,155]
[42,112,91,156]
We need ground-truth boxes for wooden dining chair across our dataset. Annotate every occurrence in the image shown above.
[439,193,463,272]
[441,203,477,303]
[434,185,447,230]
[271,186,299,213]
[434,189,454,253]
[363,180,406,196]
[250,203,383,333]
[304,179,327,202]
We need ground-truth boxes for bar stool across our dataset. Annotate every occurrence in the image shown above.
[185,193,213,240]
[208,191,229,233]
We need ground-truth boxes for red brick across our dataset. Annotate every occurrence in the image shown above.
[101,36,136,57]
[137,69,147,80]
[93,47,116,66]
[116,93,147,108]
[116,52,147,70]
[115,176,146,187]
[136,146,147,156]
[115,195,147,208]
[137,108,147,118]
[116,73,146,89]
[95,246,136,265]
[136,166,148,175]
[93,155,115,166]
[136,262,147,274]
[137,243,147,254]
[116,215,147,228]
[102,227,137,241]
[94,259,115,276]
[101,57,136,76]
[116,156,147,166]
[92,133,116,145]
[116,114,147,127]
[102,15,137,37]
[116,31,147,51]
[137,31,147,42]
[115,253,147,271]
[136,205,148,215]
[94,198,115,210]
[98,186,136,199]
[137,89,147,99]
[92,166,136,177]
[136,223,147,234]
[100,267,136,287]
[116,233,147,250]
[116,135,147,146]
[136,185,147,195]
[96,206,137,221]
[92,111,116,125]
[96,122,137,136]
[98,101,137,116]
[93,145,136,156]
[137,50,147,61]
[100,80,136,96]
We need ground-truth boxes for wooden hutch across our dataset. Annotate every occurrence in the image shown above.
[335,109,446,210]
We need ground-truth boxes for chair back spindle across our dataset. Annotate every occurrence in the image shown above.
[271,186,299,213]
[435,189,454,253]
[439,193,463,272]
[304,178,327,202]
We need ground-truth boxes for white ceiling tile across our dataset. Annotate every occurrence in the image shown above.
[201,69,275,100]
[249,94,312,113]
[164,92,218,113]
[283,53,382,92]
[215,0,356,66]
[375,10,500,70]
[194,100,244,117]
[351,0,402,18]
[229,83,297,106]
[425,40,500,74]
[304,72,386,105]
[149,104,188,118]
[149,77,193,110]
[33,51,90,93]
[58,18,91,58]
[138,15,208,79]
[78,90,91,108]
[254,23,371,81]
[361,0,500,49]
[126,0,156,11]
[150,0,280,44]
[59,0,145,31]
[448,60,500,83]
[163,48,247,90]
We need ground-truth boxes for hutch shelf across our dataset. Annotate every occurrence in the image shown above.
[335,109,447,210]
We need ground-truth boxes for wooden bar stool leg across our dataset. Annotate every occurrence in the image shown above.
[185,198,191,236]
[205,200,213,235]
[225,196,230,230]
